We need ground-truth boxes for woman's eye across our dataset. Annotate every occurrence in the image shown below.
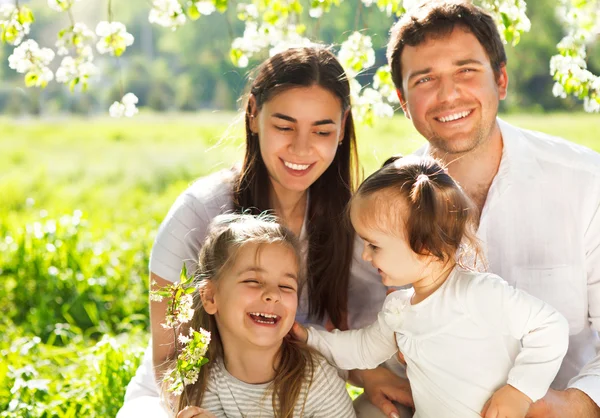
[275,126,292,132]
[315,131,333,137]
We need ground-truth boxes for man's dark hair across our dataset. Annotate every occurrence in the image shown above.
[387,1,507,95]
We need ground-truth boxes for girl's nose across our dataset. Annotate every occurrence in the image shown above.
[262,285,281,303]
[361,245,372,262]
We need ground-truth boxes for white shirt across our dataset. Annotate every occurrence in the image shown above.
[308,268,569,418]
[415,118,600,407]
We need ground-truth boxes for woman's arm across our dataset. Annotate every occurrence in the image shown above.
[150,272,178,381]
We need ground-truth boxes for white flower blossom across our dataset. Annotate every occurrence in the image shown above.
[56,23,95,56]
[109,93,139,118]
[148,0,186,30]
[8,40,55,87]
[338,32,375,78]
[95,21,134,56]
[309,7,323,18]
[47,0,80,12]
[0,4,31,46]
[583,96,600,113]
[194,1,216,16]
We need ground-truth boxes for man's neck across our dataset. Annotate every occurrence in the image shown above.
[222,342,281,384]
[430,122,504,216]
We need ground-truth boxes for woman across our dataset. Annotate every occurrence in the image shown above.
[117,46,390,418]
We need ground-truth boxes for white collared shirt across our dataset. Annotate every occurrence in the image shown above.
[417,118,600,407]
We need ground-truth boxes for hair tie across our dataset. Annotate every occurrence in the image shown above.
[415,173,429,186]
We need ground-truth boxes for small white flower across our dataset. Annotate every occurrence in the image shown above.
[109,93,139,118]
[8,40,55,87]
[583,96,600,113]
[149,292,165,302]
[194,1,216,16]
[552,82,567,99]
[95,21,134,56]
[48,0,80,12]
[338,32,375,78]
[309,7,323,18]
[0,4,31,46]
[149,0,186,30]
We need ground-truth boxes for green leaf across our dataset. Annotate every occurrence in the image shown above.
[215,0,228,13]
[18,6,35,25]
[69,78,79,92]
[25,72,39,88]
[188,4,201,20]
[184,286,195,294]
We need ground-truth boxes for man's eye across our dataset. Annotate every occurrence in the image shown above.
[416,76,431,84]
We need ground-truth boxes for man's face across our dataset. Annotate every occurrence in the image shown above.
[398,27,508,155]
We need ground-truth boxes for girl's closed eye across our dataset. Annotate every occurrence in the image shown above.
[368,243,379,251]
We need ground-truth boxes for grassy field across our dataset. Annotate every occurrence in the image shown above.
[1,112,599,417]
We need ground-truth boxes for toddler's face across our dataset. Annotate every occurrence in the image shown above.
[350,195,429,288]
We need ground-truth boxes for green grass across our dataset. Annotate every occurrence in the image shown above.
[1,112,599,417]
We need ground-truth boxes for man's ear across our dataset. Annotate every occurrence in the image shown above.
[199,280,217,315]
[497,64,509,101]
[397,89,410,119]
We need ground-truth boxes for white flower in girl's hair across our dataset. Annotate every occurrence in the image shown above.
[381,293,410,331]
[163,293,194,328]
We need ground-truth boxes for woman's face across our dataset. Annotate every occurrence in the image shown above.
[250,85,347,196]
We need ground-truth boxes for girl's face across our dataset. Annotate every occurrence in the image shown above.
[350,195,430,288]
[250,85,347,196]
[207,242,299,352]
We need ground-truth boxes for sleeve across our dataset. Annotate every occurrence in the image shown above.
[465,274,569,402]
[150,175,231,283]
[568,188,600,407]
[308,360,356,418]
[306,292,402,370]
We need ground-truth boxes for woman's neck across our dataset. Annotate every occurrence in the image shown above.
[222,342,281,384]
[269,182,307,236]
[411,260,456,304]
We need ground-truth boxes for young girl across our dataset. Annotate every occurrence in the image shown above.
[295,156,569,418]
[170,213,356,418]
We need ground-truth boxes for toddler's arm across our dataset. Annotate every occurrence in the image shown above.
[307,292,403,370]
[466,273,569,403]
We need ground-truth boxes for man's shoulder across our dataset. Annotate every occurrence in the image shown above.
[514,123,600,176]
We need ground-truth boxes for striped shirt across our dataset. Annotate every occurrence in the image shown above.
[200,357,356,417]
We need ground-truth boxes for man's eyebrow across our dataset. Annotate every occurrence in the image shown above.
[407,68,432,82]
[454,58,484,66]
[271,113,335,126]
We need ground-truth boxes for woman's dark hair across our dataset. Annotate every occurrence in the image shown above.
[233,46,360,329]
[353,155,483,269]
[387,1,507,95]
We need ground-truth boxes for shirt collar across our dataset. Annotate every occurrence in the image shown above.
[496,117,543,183]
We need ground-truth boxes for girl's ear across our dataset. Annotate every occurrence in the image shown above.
[199,280,218,315]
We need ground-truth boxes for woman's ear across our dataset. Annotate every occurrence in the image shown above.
[248,94,259,134]
[199,280,217,315]
[339,108,350,142]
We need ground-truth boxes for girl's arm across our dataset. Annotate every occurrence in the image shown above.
[306,292,404,370]
[466,273,570,403]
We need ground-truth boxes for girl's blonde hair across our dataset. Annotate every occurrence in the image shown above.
[172,213,318,417]
[352,155,484,270]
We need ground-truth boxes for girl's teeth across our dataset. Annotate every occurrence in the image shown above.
[438,110,471,123]
[284,161,310,171]
[249,312,278,319]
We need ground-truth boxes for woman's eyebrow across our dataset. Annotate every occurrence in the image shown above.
[271,113,335,126]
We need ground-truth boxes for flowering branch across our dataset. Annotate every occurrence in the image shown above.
[150,265,211,399]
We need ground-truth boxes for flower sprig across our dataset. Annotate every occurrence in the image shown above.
[150,265,211,397]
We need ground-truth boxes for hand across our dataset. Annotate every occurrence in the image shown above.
[177,406,217,418]
[481,384,532,418]
[357,367,414,418]
[290,321,308,343]
[525,388,600,418]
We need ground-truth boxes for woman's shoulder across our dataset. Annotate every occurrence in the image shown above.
[180,169,237,208]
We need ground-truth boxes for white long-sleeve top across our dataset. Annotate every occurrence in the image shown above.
[414,118,600,406]
[308,268,569,418]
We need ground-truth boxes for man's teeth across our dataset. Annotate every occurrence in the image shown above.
[284,161,310,171]
[438,110,471,123]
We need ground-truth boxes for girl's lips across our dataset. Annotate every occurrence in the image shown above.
[247,312,281,327]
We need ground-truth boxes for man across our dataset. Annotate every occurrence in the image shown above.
[354,2,600,418]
